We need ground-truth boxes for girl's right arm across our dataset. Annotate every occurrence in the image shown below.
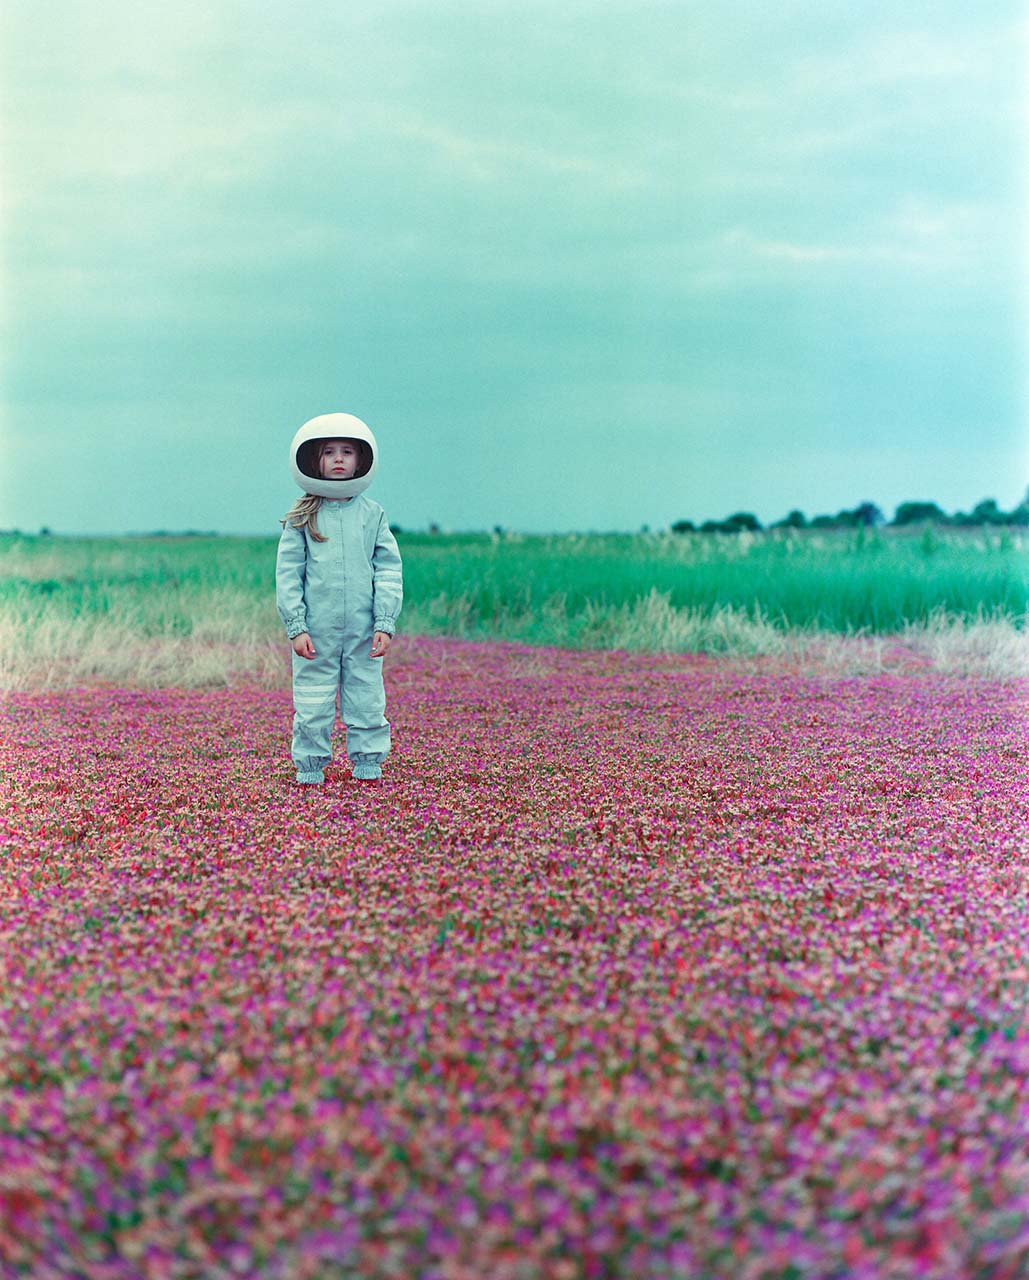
[275,523,309,639]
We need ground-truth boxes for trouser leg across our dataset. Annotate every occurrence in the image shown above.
[290,646,340,774]
[340,647,391,764]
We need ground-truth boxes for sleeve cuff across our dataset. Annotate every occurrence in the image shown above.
[374,617,397,636]
[284,614,308,639]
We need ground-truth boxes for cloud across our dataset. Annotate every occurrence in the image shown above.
[789,21,1018,94]
[356,106,646,189]
[711,190,1014,286]
[2,0,1024,534]
[716,225,945,272]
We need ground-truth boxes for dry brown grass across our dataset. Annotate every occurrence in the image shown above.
[2,591,1025,691]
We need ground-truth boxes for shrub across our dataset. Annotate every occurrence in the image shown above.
[772,509,808,530]
[892,501,948,527]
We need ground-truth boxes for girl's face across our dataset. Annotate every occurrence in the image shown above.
[318,438,361,480]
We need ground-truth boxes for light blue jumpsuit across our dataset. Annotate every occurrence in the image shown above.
[275,495,403,780]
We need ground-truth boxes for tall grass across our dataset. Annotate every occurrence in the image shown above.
[399,526,1029,633]
[1,528,1026,687]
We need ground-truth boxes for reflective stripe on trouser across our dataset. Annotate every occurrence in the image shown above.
[291,638,391,774]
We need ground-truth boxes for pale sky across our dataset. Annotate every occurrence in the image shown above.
[2,0,1025,534]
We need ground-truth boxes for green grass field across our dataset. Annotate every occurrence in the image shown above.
[2,527,1027,687]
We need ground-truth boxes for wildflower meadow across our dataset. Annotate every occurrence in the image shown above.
[2,636,1028,1278]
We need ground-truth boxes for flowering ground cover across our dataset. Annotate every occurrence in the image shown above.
[2,637,1028,1279]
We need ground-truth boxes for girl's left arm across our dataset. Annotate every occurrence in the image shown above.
[371,513,404,636]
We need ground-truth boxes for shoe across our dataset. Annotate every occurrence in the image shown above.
[351,754,382,781]
[296,769,324,785]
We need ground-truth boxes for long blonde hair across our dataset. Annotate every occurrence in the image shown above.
[281,494,327,542]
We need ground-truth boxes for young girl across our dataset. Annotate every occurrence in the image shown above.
[276,412,403,784]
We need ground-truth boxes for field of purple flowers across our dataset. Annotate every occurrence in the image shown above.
[2,637,1028,1279]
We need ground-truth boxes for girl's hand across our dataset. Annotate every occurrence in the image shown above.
[370,631,392,659]
[292,633,316,659]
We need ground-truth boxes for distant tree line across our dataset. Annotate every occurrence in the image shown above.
[672,491,1029,535]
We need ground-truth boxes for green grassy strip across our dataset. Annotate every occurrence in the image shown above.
[1,528,1027,640]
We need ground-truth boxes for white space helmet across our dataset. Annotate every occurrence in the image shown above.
[289,412,379,499]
